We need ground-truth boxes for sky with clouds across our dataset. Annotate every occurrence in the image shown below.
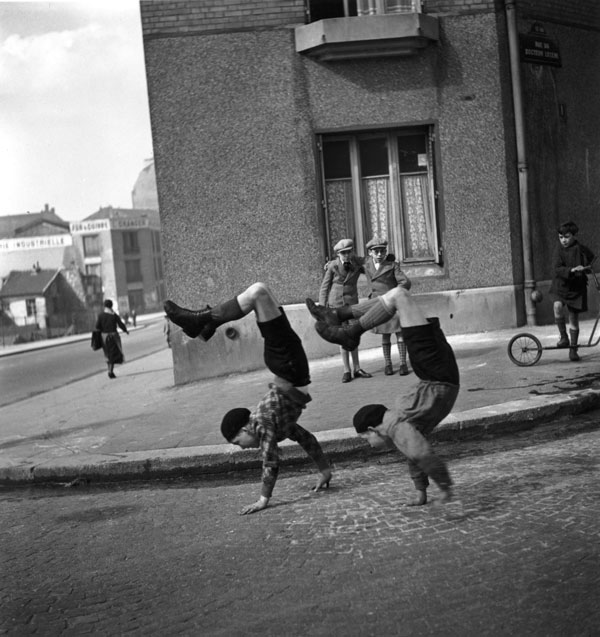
[0,0,154,221]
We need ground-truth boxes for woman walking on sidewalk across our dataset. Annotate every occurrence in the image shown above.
[95,299,128,378]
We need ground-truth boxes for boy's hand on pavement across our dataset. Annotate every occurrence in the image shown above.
[240,496,269,515]
[312,468,332,492]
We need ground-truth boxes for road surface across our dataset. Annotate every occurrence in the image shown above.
[2,414,598,636]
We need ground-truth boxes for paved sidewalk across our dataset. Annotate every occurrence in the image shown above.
[1,318,600,485]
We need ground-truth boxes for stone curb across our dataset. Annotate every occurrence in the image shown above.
[2,388,600,487]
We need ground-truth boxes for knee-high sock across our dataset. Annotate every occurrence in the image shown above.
[382,342,392,366]
[397,338,407,365]
[211,298,244,326]
[358,299,395,331]
[556,318,567,340]
[569,328,579,349]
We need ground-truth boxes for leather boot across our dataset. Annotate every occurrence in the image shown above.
[164,298,243,341]
[306,298,340,325]
[164,300,214,340]
[569,328,580,361]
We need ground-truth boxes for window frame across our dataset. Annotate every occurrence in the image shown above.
[26,298,37,318]
[123,231,140,255]
[317,124,441,266]
[125,259,143,283]
[82,234,101,258]
[305,0,421,22]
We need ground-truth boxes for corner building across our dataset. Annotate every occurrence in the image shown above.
[141,0,600,382]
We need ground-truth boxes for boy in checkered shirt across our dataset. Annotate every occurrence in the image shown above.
[164,283,332,515]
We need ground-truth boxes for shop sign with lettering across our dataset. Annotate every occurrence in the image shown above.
[0,234,73,251]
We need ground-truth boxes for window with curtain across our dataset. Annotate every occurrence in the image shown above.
[319,126,440,263]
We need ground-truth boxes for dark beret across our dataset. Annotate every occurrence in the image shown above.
[220,408,251,442]
[353,404,388,433]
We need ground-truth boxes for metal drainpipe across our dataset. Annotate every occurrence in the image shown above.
[505,0,537,326]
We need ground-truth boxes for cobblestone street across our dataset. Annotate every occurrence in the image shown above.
[2,417,599,636]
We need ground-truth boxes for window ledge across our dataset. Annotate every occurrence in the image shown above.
[295,13,439,62]
[403,262,445,279]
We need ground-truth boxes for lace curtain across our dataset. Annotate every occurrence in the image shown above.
[325,180,354,248]
[363,177,389,240]
[401,174,435,259]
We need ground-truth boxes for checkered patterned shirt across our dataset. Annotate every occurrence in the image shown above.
[248,383,330,498]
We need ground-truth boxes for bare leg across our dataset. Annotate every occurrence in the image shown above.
[350,348,360,372]
[378,287,427,328]
[554,301,569,347]
[341,348,351,373]
[235,282,281,322]
[340,347,352,382]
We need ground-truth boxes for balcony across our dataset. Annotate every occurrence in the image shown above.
[295,2,439,62]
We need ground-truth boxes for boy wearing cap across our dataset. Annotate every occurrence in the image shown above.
[164,283,331,515]
[549,221,595,361]
[365,236,411,376]
[306,286,459,505]
[318,238,372,383]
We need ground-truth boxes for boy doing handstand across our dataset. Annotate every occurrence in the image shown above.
[307,287,459,505]
[164,283,332,515]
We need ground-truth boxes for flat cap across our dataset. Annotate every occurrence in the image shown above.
[333,238,353,253]
[366,237,388,250]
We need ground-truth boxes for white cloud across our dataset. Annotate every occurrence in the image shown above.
[0,1,154,220]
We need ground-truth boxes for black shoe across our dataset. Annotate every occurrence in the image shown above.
[399,364,410,376]
[108,372,116,379]
[164,300,216,341]
[569,348,580,362]
[354,369,372,379]
[342,372,352,383]
[384,364,394,376]
[315,321,360,352]
[306,298,340,326]
[556,337,569,348]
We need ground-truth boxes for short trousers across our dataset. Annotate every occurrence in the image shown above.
[403,318,460,385]
[257,308,311,387]
[393,380,460,437]
[552,295,586,314]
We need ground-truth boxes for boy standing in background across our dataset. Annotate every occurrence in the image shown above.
[549,221,595,361]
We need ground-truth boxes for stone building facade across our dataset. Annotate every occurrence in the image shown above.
[140,0,600,382]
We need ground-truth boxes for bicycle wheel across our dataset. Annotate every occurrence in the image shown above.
[507,333,543,366]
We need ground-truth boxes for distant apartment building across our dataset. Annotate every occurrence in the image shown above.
[0,204,78,282]
[0,162,165,338]
[70,206,165,315]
